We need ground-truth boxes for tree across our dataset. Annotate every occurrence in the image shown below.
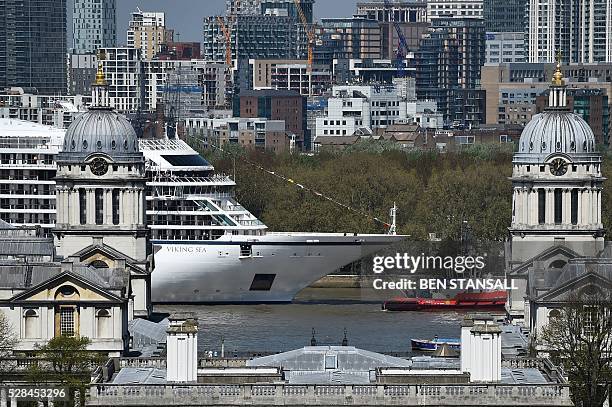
[28,336,106,406]
[0,310,17,373]
[540,296,612,407]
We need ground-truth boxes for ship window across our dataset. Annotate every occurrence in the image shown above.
[161,154,211,167]
[95,189,104,225]
[240,244,252,257]
[79,189,87,225]
[554,189,563,224]
[249,274,276,291]
[571,189,578,225]
[325,355,337,369]
[538,189,546,224]
[112,190,120,225]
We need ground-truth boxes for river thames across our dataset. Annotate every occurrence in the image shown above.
[155,288,466,355]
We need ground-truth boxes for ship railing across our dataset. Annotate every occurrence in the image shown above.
[236,219,266,226]
[88,383,572,404]
[148,175,234,185]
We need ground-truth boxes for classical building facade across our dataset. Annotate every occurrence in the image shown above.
[0,66,153,357]
[507,61,610,332]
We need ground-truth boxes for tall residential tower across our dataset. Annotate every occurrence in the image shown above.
[73,0,117,53]
[528,0,612,63]
[0,0,67,94]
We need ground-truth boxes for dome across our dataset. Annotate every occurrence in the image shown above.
[62,109,139,156]
[517,110,596,156]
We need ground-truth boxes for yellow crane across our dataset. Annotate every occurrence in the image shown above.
[293,0,315,96]
[216,16,232,68]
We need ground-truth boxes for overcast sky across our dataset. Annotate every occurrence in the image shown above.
[68,0,360,45]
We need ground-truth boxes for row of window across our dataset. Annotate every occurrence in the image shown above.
[537,189,579,225]
[79,189,120,225]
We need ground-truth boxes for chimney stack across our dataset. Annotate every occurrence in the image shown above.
[460,314,502,382]
[166,312,199,382]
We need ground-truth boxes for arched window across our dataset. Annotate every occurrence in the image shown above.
[548,309,561,320]
[23,309,39,339]
[549,260,567,269]
[538,189,546,224]
[55,285,80,300]
[79,189,87,225]
[90,260,109,269]
[112,189,120,225]
[96,309,112,338]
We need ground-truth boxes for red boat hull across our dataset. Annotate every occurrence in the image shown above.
[382,291,507,311]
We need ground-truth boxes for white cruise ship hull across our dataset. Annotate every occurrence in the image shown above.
[151,233,403,303]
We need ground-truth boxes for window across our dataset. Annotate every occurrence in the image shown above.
[325,354,337,369]
[571,190,578,225]
[24,309,39,339]
[59,307,75,337]
[554,189,562,224]
[96,309,112,338]
[538,189,546,224]
[112,190,120,225]
[95,189,104,225]
[79,189,87,225]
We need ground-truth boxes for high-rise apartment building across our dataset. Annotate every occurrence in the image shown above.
[203,15,300,63]
[356,1,428,23]
[73,0,116,53]
[416,18,486,128]
[527,0,612,63]
[226,0,314,23]
[320,17,383,60]
[427,0,484,21]
[0,0,67,94]
[483,0,527,32]
[127,9,173,60]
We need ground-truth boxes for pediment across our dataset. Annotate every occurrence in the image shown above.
[8,272,123,304]
[535,272,612,303]
[509,245,581,276]
[71,244,147,275]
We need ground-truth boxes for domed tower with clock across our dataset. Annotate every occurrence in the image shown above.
[54,63,150,271]
[507,55,605,317]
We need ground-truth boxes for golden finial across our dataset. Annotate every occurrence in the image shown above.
[552,50,564,86]
[95,50,107,86]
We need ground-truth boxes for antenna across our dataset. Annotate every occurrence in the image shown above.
[388,202,397,235]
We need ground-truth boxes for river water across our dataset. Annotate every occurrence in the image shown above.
[154,288,465,355]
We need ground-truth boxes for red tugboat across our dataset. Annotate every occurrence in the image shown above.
[382,290,507,311]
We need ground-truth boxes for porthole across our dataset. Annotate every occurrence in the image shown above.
[83,140,88,150]
[97,140,102,150]
[124,140,128,150]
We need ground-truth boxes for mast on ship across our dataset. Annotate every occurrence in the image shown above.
[388,203,397,235]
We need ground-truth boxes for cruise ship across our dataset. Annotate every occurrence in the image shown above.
[0,118,404,303]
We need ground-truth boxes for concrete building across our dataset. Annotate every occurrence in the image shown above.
[0,91,89,129]
[0,0,67,95]
[249,59,333,97]
[157,42,201,60]
[416,18,486,128]
[485,32,525,64]
[127,9,173,60]
[73,0,116,53]
[483,0,527,32]
[235,89,307,148]
[98,48,143,113]
[203,15,301,63]
[357,1,428,23]
[481,63,612,144]
[185,116,291,154]
[314,83,440,140]
[225,0,314,23]
[68,53,99,96]
[320,17,384,60]
[427,0,484,20]
[332,58,415,84]
[527,0,612,63]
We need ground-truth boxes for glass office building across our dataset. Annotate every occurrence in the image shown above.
[0,0,67,94]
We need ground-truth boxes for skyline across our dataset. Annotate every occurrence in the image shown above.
[67,0,361,45]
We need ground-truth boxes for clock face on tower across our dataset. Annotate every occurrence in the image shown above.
[549,158,568,176]
[90,157,109,176]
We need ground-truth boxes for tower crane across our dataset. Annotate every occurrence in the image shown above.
[293,0,315,96]
[383,0,410,77]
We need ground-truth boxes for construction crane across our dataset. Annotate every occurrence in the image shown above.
[293,0,315,96]
[216,16,233,68]
[217,0,240,107]
[383,0,410,77]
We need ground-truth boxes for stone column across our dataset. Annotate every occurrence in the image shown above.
[523,188,529,225]
[105,189,113,225]
[597,189,601,225]
[563,189,571,225]
[546,188,554,225]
